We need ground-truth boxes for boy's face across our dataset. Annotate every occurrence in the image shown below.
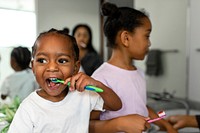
[32,33,80,101]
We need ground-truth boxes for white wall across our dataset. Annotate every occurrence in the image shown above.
[134,0,188,98]
[188,0,200,102]
[0,48,14,87]
[36,0,100,52]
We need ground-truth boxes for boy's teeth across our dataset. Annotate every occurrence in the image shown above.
[48,78,58,82]
[50,78,57,80]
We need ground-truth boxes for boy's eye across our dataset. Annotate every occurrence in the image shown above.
[58,59,68,64]
[37,58,47,63]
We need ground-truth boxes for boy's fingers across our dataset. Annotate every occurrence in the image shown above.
[64,79,70,85]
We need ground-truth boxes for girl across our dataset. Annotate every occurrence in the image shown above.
[72,24,103,76]
[90,2,177,133]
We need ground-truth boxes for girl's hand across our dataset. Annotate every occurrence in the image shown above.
[156,118,178,133]
[117,114,150,133]
[165,125,178,133]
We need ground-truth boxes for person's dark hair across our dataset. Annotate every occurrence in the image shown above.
[101,2,149,48]
[32,28,79,61]
[11,46,31,70]
[72,24,97,53]
[63,27,70,34]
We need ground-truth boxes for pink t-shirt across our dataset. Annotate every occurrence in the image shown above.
[92,62,148,120]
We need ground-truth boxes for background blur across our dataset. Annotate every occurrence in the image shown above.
[0,0,200,111]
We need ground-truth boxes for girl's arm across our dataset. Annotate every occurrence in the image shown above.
[147,106,178,133]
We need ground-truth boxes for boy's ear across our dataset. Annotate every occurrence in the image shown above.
[31,60,35,74]
[120,31,129,47]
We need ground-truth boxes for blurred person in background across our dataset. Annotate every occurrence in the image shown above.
[72,24,103,76]
[0,46,39,102]
[62,27,70,34]
[167,115,200,130]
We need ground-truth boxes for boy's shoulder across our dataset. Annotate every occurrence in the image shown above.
[20,91,37,105]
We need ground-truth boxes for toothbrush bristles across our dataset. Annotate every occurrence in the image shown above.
[50,79,63,83]
[51,79,57,83]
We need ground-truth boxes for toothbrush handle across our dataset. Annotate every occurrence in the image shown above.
[147,116,165,123]
[67,82,103,92]
[85,86,103,93]
[59,80,65,84]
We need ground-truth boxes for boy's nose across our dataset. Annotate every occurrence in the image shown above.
[47,62,59,72]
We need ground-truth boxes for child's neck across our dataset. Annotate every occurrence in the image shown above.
[108,58,136,70]
[108,49,137,70]
[37,88,69,102]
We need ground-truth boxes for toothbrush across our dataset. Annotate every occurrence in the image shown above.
[158,110,166,117]
[51,79,103,93]
[147,110,166,123]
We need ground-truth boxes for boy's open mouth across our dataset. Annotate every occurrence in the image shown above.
[47,78,61,87]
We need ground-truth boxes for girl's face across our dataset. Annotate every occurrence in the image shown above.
[128,17,152,60]
[74,27,90,49]
[32,33,80,102]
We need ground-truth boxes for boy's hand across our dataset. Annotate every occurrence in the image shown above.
[64,72,99,92]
